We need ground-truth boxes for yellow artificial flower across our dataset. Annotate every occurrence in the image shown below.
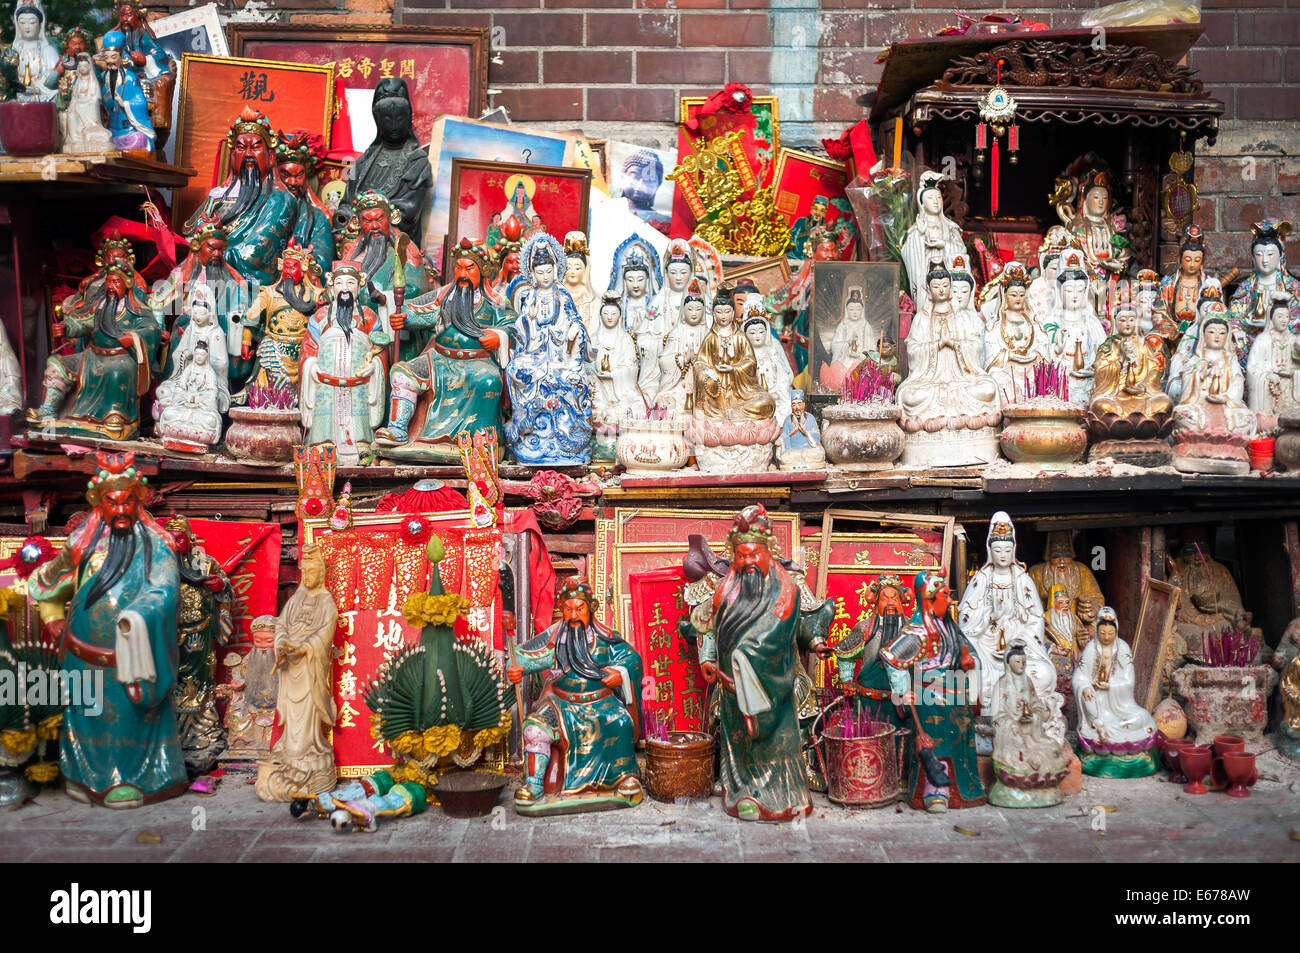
[0,586,25,617]
[422,724,461,759]
[473,711,512,749]
[401,592,430,628]
[0,728,35,755]
[388,730,421,756]
[35,713,62,741]
[25,760,58,784]
[401,591,470,628]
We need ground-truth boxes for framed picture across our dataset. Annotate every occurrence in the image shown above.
[1131,577,1182,712]
[809,260,900,398]
[445,159,591,276]
[226,24,489,151]
[771,148,855,261]
[723,256,792,296]
[424,116,579,248]
[607,139,675,235]
[152,4,229,60]
[588,138,609,180]
[173,54,335,228]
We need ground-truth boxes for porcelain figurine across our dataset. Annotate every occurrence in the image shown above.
[1028,531,1104,649]
[1086,295,1175,460]
[1022,226,1069,325]
[607,236,661,395]
[234,241,325,405]
[337,189,432,358]
[0,317,18,416]
[220,618,277,759]
[255,544,337,801]
[505,233,593,466]
[817,285,874,395]
[745,312,793,425]
[897,262,1001,466]
[690,506,830,821]
[1171,305,1258,475]
[95,30,154,152]
[154,286,231,453]
[333,77,432,243]
[59,231,149,327]
[957,512,1066,748]
[1246,295,1298,420]
[1072,607,1158,777]
[686,286,781,472]
[507,581,644,815]
[26,264,160,440]
[376,240,510,463]
[651,277,711,416]
[1044,248,1107,406]
[54,53,113,153]
[655,239,696,337]
[982,261,1048,397]
[111,1,175,146]
[948,254,982,332]
[1167,280,1227,402]
[5,0,58,101]
[563,231,598,333]
[587,293,645,460]
[1052,163,1131,319]
[274,131,335,272]
[1160,226,1217,336]
[1273,621,1300,763]
[901,171,968,311]
[30,451,186,807]
[299,261,389,466]
[776,389,825,470]
[185,107,329,285]
[1228,220,1300,370]
[988,642,1071,808]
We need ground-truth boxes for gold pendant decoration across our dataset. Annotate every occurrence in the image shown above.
[1161,146,1199,238]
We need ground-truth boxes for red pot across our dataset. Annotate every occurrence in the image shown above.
[1248,436,1275,472]
[0,101,59,155]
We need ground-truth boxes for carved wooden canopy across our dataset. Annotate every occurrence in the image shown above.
[939,38,1203,94]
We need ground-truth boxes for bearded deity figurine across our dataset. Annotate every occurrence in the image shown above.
[26,264,160,440]
[255,544,337,801]
[166,517,234,778]
[957,513,1066,750]
[901,171,969,312]
[333,78,431,244]
[375,241,510,462]
[95,30,154,152]
[776,389,825,470]
[235,241,326,404]
[1229,220,1300,371]
[1026,226,1072,325]
[745,312,793,425]
[505,233,593,466]
[989,642,1071,808]
[506,581,643,815]
[1028,531,1104,649]
[58,231,150,327]
[897,262,1002,466]
[587,294,644,460]
[4,0,58,100]
[30,451,186,807]
[1044,248,1108,406]
[1071,607,1158,778]
[1086,294,1176,464]
[54,53,113,153]
[186,108,328,285]
[274,131,336,269]
[652,278,711,416]
[687,286,781,473]
[607,237,662,396]
[982,261,1047,397]
[1052,164,1131,319]
[1246,295,1299,421]
[337,190,433,359]
[154,286,231,453]
[692,506,831,821]
[561,231,597,334]
[112,0,175,147]
[1171,306,1259,475]
[299,261,389,466]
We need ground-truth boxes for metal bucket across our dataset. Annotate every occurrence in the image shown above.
[812,696,909,808]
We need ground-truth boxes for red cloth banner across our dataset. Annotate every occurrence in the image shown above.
[628,566,705,734]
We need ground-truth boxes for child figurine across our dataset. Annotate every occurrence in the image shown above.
[989,642,1071,807]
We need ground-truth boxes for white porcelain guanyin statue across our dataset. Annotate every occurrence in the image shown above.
[744,310,793,426]
[1043,247,1107,406]
[0,319,21,415]
[957,512,1066,747]
[982,262,1048,399]
[586,293,645,453]
[1026,226,1072,325]
[1171,305,1259,475]
[154,286,231,452]
[897,262,1001,466]
[652,278,711,417]
[1071,606,1158,778]
[1245,295,1298,420]
[901,171,968,313]
[56,53,115,154]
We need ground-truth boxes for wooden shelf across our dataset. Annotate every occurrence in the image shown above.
[0,152,194,188]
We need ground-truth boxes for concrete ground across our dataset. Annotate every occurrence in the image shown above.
[2,752,1298,863]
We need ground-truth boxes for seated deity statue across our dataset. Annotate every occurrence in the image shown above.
[1086,295,1175,462]
[981,261,1048,398]
[1245,294,1298,422]
[1171,306,1259,475]
[988,642,1072,808]
[154,287,231,453]
[1071,607,1159,778]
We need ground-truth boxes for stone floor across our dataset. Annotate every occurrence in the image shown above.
[2,752,1299,863]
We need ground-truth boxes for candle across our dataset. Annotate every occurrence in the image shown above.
[892,117,903,169]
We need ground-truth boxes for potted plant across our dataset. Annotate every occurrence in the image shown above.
[821,360,904,471]
[998,361,1087,469]
[224,382,301,467]
[1170,626,1278,748]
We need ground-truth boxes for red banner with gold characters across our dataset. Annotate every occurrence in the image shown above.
[628,567,705,734]
[187,519,283,645]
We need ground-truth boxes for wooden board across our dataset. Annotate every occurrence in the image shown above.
[1131,577,1181,711]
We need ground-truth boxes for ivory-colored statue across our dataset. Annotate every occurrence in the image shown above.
[1026,226,1072,325]
[1245,295,1298,420]
[1171,305,1259,475]
[153,285,230,453]
[1071,607,1158,778]
[255,545,337,801]
[901,171,968,312]
[606,237,661,395]
[563,231,598,334]
[982,261,1047,397]
[1044,248,1108,406]
[746,312,793,425]
[587,294,645,459]
[652,278,711,416]
[1167,280,1227,402]
[989,642,1071,808]
[897,262,1001,466]
[654,239,696,339]
[956,512,1066,747]
[54,52,114,153]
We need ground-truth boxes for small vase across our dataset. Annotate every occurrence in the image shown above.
[999,403,1087,469]
[224,406,301,467]
[615,418,690,474]
[820,401,905,471]
[0,101,59,155]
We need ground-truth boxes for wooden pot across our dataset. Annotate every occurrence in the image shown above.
[644,731,713,802]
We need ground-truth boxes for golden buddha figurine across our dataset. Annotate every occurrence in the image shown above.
[1086,293,1175,464]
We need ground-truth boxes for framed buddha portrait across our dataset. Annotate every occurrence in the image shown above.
[810,261,900,398]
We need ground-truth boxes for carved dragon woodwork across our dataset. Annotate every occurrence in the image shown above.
[940,39,1204,95]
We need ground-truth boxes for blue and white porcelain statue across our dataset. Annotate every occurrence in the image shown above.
[505,233,594,466]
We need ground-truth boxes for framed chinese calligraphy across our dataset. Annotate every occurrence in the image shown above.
[593,507,801,639]
[1131,577,1182,711]
[722,256,792,297]
[628,566,706,733]
[810,261,900,397]
[804,510,953,689]
[226,24,489,151]
[772,149,855,261]
[173,54,335,227]
[445,158,592,277]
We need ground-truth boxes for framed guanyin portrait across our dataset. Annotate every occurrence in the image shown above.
[809,261,900,398]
